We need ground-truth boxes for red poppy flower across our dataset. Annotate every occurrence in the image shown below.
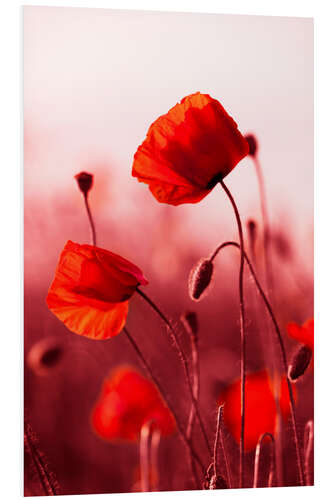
[218,371,296,451]
[46,240,148,340]
[286,319,314,350]
[132,92,249,205]
[91,366,176,442]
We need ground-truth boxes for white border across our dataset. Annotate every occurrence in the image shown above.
[1,1,332,499]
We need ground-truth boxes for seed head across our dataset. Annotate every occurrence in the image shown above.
[288,345,312,382]
[188,258,214,301]
[75,171,93,195]
[245,134,258,157]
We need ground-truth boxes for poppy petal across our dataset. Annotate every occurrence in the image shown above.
[91,367,176,442]
[132,92,249,205]
[46,241,148,339]
[47,300,129,340]
[218,370,295,451]
[287,319,314,350]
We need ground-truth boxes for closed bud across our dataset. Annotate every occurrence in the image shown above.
[75,171,93,195]
[288,345,312,382]
[245,134,258,157]
[247,219,257,239]
[27,338,63,376]
[203,466,228,490]
[209,475,228,490]
[188,258,214,301]
[180,311,198,340]
[247,219,257,260]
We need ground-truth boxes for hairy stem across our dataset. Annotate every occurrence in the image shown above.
[210,240,305,485]
[140,421,153,492]
[220,180,246,488]
[253,433,275,488]
[213,405,232,488]
[181,317,201,489]
[24,421,58,496]
[135,287,212,457]
[217,406,232,488]
[123,326,205,474]
[304,420,314,486]
[253,156,274,296]
[83,193,97,246]
[150,428,161,491]
[252,155,284,485]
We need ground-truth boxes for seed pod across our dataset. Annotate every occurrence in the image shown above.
[75,171,93,195]
[288,345,312,382]
[188,258,214,301]
[245,134,258,157]
[180,311,198,340]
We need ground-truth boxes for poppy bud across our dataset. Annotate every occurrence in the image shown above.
[27,338,63,376]
[247,219,257,238]
[188,258,214,301]
[288,345,312,382]
[203,466,228,490]
[75,171,93,195]
[245,134,258,157]
[208,475,228,490]
[180,311,198,340]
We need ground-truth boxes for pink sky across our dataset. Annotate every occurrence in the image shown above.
[24,7,313,284]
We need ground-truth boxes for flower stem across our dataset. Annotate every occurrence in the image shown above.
[252,155,284,485]
[213,405,232,489]
[150,427,161,491]
[253,433,275,488]
[217,405,232,488]
[24,421,58,496]
[219,180,246,488]
[140,421,153,492]
[210,241,305,485]
[83,192,97,246]
[253,156,274,296]
[135,287,212,457]
[304,420,314,486]
[123,326,205,474]
[213,407,222,477]
[181,317,201,489]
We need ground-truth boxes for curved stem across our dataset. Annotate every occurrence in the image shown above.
[304,420,314,486]
[140,421,153,492]
[210,241,305,485]
[150,428,161,491]
[186,330,199,440]
[123,326,205,474]
[83,193,97,246]
[213,405,232,488]
[252,156,283,485]
[253,156,274,296]
[181,317,201,490]
[135,287,212,457]
[220,180,246,488]
[253,433,275,488]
